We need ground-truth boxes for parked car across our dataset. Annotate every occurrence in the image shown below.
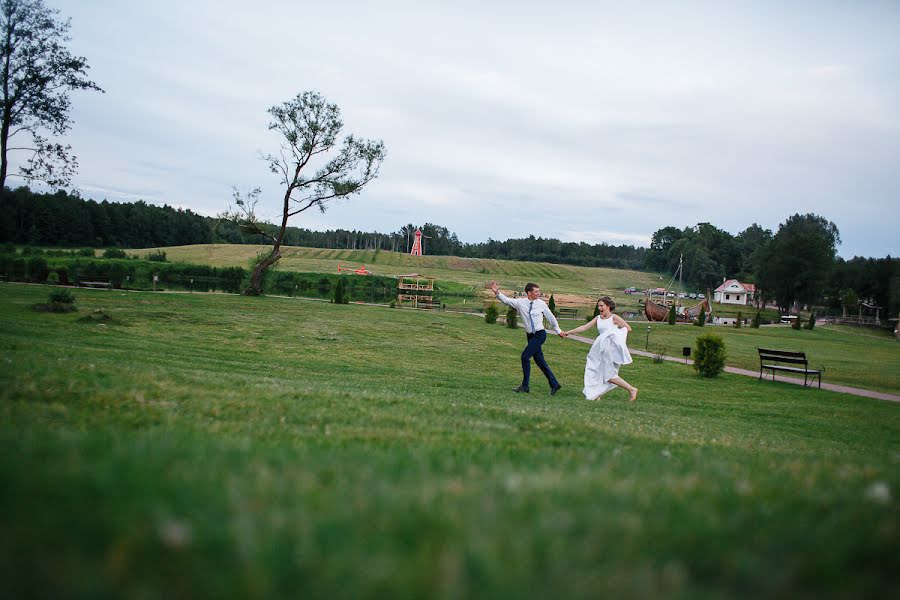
[689,293,697,299]
[698,293,705,299]
[624,287,638,294]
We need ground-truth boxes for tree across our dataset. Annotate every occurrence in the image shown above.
[505,306,517,329]
[548,293,557,316]
[667,303,676,325]
[694,304,706,327]
[755,214,840,312]
[224,91,385,295]
[1,0,103,189]
[333,277,345,304]
[752,310,761,328]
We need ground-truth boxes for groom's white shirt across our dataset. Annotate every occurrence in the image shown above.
[496,292,562,334]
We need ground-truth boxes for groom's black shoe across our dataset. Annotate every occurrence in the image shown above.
[512,385,530,393]
[549,384,562,396]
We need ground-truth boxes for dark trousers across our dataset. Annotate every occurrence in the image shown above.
[521,330,559,389]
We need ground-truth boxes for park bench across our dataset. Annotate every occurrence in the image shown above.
[557,307,578,319]
[757,348,823,388]
[77,276,112,290]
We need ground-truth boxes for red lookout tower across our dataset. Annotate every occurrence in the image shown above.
[410,229,423,256]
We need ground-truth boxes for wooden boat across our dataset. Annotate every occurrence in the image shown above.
[644,291,712,323]
[644,296,671,322]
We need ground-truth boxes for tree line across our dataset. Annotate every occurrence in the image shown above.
[2,187,896,315]
[0,187,647,269]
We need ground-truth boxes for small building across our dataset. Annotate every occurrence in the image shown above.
[714,279,755,305]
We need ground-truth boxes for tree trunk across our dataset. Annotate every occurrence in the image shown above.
[245,248,281,295]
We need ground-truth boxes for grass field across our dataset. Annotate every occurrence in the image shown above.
[131,244,664,312]
[1,283,898,599]
[637,322,900,395]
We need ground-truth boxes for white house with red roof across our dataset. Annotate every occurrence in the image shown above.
[714,279,755,305]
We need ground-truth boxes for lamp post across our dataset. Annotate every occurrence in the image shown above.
[646,325,651,351]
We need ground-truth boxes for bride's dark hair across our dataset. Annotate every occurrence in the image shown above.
[598,296,616,311]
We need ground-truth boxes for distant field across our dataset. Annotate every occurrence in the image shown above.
[131,244,663,312]
[1,283,898,598]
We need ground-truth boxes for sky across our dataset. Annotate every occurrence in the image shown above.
[28,1,900,257]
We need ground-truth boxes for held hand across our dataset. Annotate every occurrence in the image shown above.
[558,331,568,338]
[489,280,499,295]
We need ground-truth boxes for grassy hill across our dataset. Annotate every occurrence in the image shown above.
[1,283,898,598]
[131,244,664,312]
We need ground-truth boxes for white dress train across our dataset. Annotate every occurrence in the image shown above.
[583,315,633,400]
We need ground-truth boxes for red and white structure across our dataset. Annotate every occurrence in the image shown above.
[410,229,423,256]
[714,279,755,305]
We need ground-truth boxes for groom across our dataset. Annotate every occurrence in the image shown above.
[490,281,564,396]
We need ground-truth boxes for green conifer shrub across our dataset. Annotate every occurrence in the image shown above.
[485,303,499,324]
[693,334,726,378]
[506,306,518,329]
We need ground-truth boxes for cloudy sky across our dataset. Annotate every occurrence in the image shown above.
[36,1,900,257]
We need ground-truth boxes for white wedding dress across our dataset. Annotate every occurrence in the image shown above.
[583,315,633,400]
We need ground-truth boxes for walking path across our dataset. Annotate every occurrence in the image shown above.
[566,334,900,404]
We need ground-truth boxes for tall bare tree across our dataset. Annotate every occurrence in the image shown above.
[0,0,103,189]
[225,91,385,295]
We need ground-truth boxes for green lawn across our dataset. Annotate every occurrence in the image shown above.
[1,283,898,599]
[638,322,900,394]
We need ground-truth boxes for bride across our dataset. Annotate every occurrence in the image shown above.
[562,296,639,401]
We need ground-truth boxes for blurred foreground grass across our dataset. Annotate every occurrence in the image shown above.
[1,284,897,599]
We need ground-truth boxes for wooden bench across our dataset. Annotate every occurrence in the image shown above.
[77,276,112,290]
[757,348,823,388]
[557,307,578,319]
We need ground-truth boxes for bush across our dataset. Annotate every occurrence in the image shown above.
[78,248,95,257]
[548,294,557,316]
[46,271,59,285]
[734,311,742,328]
[48,288,75,305]
[332,277,345,304]
[694,305,706,327]
[505,306,518,329]
[693,334,726,378]
[806,311,816,330]
[667,303,676,325]
[792,315,801,330]
[147,250,167,262]
[485,303,499,324]
[752,311,761,328]
[102,248,127,259]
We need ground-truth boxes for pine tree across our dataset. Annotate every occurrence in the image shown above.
[694,305,706,327]
[667,303,677,325]
[752,311,761,328]
[806,311,816,330]
[506,306,518,329]
[333,277,344,304]
[548,294,557,316]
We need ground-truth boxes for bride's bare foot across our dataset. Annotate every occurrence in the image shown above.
[629,387,638,402]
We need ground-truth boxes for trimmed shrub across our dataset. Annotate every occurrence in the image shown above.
[48,288,75,304]
[806,311,816,330]
[752,311,761,328]
[667,303,676,325]
[46,271,59,285]
[506,306,518,329]
[147,250,167,262]
[694,305,706,327]
[78,248,95,257]
[102,248,127,259]
[792,315,801,330]
[485,303,499,324]
[693,334,726,378]
[548,294,557,316]
[734,311,742,328]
